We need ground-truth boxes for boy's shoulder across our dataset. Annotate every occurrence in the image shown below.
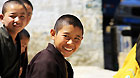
[29,43,64,65]
[30,48,56,64]
[0,27,4,34]
[0,27,9,38]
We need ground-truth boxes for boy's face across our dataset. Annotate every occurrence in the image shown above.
[0,3,27,34]
[51,25,83,57]
[24,3,33,26]
[21,36,29,54]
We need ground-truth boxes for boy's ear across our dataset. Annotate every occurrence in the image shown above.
[50,29,56,40]
[0,14,4,22]
[81,37,83,40]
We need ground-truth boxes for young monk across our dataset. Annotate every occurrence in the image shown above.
[0,0,27,77]
[19,29,30,78]
[26,14,84,78]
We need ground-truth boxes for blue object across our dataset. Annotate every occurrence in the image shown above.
[123,18,140,24]
[121,0,140,6]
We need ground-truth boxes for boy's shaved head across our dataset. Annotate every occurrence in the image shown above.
[2,0,27,15]
[54,14,84,35]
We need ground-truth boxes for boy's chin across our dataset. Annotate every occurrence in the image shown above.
[63,54,72,57]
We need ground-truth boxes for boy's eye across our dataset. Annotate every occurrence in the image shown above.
[20,15,25,18]
[10,15,16,18]
[75,37,80,40]
[63,35,70,40]
[74,37,80,42]
[63,35,68,37]
[20,16,25,19]
[63,35,67,37]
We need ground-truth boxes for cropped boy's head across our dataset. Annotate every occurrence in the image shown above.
[51,14,84,57]
[19,29,30,54]
[0,0,27,34]
[22,0,33,26]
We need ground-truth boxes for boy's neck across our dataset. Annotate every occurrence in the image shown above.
[9,32,18,44]
[3,26,18,44]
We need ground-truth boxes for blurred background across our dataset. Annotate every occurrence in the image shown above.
[0,0,140,78]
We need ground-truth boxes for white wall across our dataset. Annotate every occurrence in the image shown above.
[0,0,103,68]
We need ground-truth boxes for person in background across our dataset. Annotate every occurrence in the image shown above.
[0,0,27,77]
[26,14,84,78]
[19,29,30,78]
[113,34,140,78]
[18,0,33,78]
[22,0,33,26]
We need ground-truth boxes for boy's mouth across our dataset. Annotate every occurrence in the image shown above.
[64,47,73,52]
[13,23,21,27]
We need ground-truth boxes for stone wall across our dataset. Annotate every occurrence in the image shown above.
[0,0,103,68]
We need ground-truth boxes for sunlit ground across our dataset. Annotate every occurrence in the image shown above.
[73,66,117,78]
[73,52,129,78]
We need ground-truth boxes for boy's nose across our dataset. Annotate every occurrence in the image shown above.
[14,17,20,22]
[67,39,73,44]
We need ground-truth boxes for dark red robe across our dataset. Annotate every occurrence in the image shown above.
[26,43,73,78]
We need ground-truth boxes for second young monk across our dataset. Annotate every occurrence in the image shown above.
[18,0,33,78]
[0,0,27,77]
[19,29,30,78]
[26,14,84,78]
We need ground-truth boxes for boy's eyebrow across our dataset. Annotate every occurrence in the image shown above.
[63,32,70,34]
[10,12,26,15]
[20,12,26,14]
[10,12,16,14]
[63,32,82,38]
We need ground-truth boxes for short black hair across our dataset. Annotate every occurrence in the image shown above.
[2,0,27,14]
[54,14,84,35]
[19,29,30,39]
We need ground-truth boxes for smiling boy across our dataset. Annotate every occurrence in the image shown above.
[0,0,27,78]
[26,14,84,78]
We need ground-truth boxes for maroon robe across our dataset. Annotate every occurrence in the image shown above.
[26,43,73,78]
